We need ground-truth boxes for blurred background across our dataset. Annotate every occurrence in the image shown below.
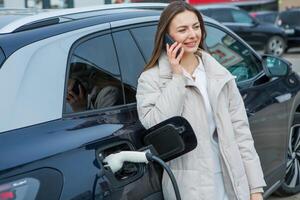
[0,0,298,10]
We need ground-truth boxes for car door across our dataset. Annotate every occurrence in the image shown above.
[63,29,167,200]
[204,23,291,191]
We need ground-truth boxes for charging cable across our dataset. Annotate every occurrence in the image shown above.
[103,151,181,200]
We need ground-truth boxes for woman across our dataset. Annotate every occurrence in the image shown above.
[136,1,266,200]
[66,63,121,112]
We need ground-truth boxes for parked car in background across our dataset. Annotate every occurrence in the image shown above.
[250,10,278,24]
[251,9,300,53]
[0,3,300,199]
[277,9,300,52]
[198,5,287,56]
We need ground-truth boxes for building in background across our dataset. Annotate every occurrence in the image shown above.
[278,0,300,11]
[0,0,130,8]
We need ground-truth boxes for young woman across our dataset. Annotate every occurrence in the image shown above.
[136,1,266,200]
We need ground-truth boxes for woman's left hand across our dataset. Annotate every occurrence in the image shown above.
[250,193,263,200]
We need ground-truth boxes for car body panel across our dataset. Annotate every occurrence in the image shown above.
[0,23,110,133]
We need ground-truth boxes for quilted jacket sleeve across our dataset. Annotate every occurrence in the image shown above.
[136,69,187,129]
[227,79,267,192]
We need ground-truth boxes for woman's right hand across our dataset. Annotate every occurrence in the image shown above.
[67,84,87,112]
[166,42,184,75]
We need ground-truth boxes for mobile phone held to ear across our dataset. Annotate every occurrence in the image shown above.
[72,79,81,95]
[164,33,181,58]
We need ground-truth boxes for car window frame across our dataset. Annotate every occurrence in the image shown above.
[110,22,158,107]
[63,29,127,118]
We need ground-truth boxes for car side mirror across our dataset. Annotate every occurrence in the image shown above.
[142,116,197,162]
[262,55,291,77]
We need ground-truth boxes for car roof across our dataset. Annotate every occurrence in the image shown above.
[0,8,51,30]
[0,3,224,60]
[0,3,168,34]
[196,4,240,10]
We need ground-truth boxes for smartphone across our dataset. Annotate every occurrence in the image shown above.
[72,79,81,95]
[164,33,181,58]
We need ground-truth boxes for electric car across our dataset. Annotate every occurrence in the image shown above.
[0,3,300,200]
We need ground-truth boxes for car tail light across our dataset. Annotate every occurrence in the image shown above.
[0,178,39,200]
[0,191,16,200]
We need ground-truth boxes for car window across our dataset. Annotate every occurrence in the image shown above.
[205,25,262,82]
[231,9,253,23]
[210,9,234,23]
[65,34,124,114]
[113,30,146,104]
[130,25,157,63]
[280,11,300,26]
[257,13,277,24]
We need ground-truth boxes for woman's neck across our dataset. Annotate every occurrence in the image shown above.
[180,52,199,75]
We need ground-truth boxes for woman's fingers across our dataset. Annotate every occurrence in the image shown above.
[176,45,184,61]
[166,42,182,59]
[68,91,77,103]
[173,43,182,58]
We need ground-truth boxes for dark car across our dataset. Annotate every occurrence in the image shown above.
[0,3,300,199]
[250,11,279,24]
[198,5,287,56]
[277,9,300,52]
[251,9,300,52]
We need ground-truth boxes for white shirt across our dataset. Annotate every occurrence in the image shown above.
[182,58,228,200]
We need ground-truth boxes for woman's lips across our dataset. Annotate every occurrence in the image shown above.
[184,42,197,48]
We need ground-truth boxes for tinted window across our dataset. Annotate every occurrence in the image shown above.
[73,34,120,75]
[280,11,300,26]
[65,34,123,113]
[131,25,157,62]
[210,9,234,23]
[205,25,262,82]
[200,9,212,17]
[261,13,278,24]
[113,30,146,103]
[231,9,253,23]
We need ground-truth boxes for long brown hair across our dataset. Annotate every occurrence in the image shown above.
[144,1,206,71]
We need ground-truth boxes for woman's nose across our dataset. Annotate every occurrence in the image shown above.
[188,28,197,38]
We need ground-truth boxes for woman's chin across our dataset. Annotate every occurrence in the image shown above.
[183,47,198,54]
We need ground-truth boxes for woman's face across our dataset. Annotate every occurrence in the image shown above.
[168,10,201,54]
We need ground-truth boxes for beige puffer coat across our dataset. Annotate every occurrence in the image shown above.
[136,51,266,200]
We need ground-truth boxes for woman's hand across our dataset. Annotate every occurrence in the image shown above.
[166,42,184,75]
[250,193,263,200]
[67,84,87,112]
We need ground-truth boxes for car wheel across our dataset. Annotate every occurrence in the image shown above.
[265,36,286,56]
[276,125,300,196]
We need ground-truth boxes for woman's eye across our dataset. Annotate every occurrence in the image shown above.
[178,29,186,33]
[193,25,200,29]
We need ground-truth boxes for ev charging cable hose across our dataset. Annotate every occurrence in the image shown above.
[103,151,181,200]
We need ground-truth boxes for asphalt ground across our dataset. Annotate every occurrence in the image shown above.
[266,48,300,199]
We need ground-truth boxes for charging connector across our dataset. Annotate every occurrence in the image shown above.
[103,151,148,173]
[102,151,181,200]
